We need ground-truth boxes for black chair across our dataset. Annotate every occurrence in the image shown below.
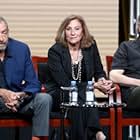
[32,56,71,140]
[106,55,140,140]
[0,113,31,140]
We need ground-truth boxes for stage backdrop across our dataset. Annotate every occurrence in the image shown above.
[0,0,118,71]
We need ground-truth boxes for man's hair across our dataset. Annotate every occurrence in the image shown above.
[136,15,140,37]
[0,17,9,31]
[137,15,140,23]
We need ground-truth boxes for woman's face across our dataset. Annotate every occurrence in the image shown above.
[65,19,83,46]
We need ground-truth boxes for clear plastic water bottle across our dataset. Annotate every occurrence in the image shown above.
[69,81,78,105]
[86,81,94,106]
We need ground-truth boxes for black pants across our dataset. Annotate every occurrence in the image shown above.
[49,86,102,140]
[68,107,101,140]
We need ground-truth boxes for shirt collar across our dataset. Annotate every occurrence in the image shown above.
[5,38,13,58]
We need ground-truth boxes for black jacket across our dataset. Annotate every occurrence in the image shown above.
[46,42,105,92]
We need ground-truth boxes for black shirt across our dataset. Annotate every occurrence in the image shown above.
[112,39,140,79]
[112,39,140,102]
[0,60,7,88]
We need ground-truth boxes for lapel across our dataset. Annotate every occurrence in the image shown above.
[4,56,15,87]
[61,46,92,80]
[61,47,72,76]
[82,48,91,79]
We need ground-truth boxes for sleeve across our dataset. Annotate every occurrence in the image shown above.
[92,42,106,80]
[112,41,128,70]
[22,46,41,94]
[47,45,70,87]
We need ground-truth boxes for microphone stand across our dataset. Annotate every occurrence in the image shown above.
[60,86,72,140]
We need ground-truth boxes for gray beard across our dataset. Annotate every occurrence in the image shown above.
[0,44,7,51]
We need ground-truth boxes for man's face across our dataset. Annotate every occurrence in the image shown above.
[0,21,9,51]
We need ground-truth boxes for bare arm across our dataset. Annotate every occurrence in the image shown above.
[109,69,140,86]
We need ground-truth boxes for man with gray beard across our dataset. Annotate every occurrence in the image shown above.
[0,17,52,140]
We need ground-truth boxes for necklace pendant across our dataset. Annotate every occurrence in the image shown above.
[73,60,79,64]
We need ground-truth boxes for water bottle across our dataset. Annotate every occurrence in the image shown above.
[69,81,78,105]
[86,81,94,106]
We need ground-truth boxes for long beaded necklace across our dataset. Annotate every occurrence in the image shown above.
[71,49,83,83]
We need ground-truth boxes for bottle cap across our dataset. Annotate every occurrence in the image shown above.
[88,81,93,85]
[71,80,76,85]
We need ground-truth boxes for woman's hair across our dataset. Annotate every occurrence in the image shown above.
[55,15,94,48]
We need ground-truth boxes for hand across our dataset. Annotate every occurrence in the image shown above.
[95,78,116,95]
[5,100,19,112]
[0,89,20,103]
[0,89,21,112]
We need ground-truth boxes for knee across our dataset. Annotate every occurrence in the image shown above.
[132,86,140,94]
[35,93,52,106]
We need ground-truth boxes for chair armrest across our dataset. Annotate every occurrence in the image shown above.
[108,92,114,105]
[114,84,124,122]
[115,84,122,104]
